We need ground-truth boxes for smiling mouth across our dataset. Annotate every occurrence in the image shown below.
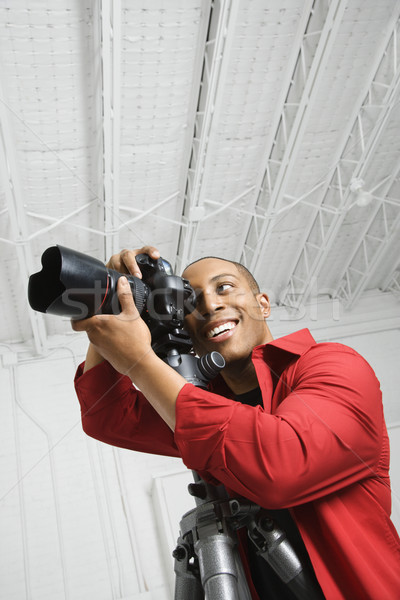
[206,321,237,339]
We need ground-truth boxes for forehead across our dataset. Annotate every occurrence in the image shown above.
[182,258,242,288]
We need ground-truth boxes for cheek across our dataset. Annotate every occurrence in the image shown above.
[247,301,267,322]
[243,307,267,339]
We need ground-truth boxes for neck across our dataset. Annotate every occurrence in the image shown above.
[221,326,274,395]
[221,358,260,395]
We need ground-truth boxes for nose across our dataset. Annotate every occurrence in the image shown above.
[196,290,225,318]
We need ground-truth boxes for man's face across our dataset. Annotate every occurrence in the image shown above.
[182,258,272,368]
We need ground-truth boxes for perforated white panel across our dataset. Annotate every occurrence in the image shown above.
[0,0,398,349]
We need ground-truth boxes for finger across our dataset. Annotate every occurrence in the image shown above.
[106,252,130,273]
[117,276,139,316]
[121,246,161,279]
[120,249,143,278]
[136,245,160,259]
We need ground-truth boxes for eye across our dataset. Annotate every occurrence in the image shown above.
[217,282,234,293]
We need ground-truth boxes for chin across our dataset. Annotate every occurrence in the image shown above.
[220,349,251,367]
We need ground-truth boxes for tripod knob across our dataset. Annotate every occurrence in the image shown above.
[198,352,225,379]
[188,482,208,500]
[164,350,225,388]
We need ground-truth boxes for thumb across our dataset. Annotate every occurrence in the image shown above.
[117,276,138,316]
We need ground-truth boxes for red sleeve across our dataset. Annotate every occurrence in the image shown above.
[74,360,180,457]
[174,345,384,507]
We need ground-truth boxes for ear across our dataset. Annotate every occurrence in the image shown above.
[256,293,271,318]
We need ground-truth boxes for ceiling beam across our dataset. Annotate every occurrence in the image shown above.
[101,0,121,260]
[381,265,400,297]
[0,83,48,354]
[335,175,400,308]
[281,16,400,308]
[242,0,349,279]
[235,0,315,266]
[175,0,240,273]
[169,0,212,268]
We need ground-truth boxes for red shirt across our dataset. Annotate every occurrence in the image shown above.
[74,329,400,599]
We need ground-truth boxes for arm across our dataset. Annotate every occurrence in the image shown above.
[73,276,187,431]
[174,345,385,507]
[83,343,104,373]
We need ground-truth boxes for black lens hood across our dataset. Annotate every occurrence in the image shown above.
[28,245,110,318]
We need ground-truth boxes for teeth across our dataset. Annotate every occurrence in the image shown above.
[207,321,236,339]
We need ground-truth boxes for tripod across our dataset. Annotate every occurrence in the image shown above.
[164,350,324,600]
[173,474,325,600]
[173,475,251,600]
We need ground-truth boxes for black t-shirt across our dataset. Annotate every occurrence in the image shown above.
[234,387,317,600]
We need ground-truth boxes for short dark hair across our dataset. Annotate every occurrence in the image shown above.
[183,256,260,295]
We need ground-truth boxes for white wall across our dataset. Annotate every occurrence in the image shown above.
[0,339,193,600]
[1,295,399,599]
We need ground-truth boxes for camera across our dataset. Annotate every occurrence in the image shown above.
[28,245,197,355]
[28,245,224,390]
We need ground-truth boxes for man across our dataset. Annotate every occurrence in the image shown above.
[72,246,400,599]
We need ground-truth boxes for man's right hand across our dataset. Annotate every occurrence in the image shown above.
[106,245,161,278]
[77,245,161,372]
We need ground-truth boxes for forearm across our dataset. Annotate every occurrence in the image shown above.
[83,343,105,372]
[126,350,187,431]
[73,276,186,430]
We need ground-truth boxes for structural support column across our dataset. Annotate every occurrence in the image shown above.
[101,0,121,259]
[176,0,239,273]
[242,0,348,278]
[281,17,400,308]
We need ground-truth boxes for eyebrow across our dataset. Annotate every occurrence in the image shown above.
[209,273,240,283]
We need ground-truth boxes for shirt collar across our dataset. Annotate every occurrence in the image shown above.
[208,329,316,397]
[252,328,316,376]
[254,328,316,359]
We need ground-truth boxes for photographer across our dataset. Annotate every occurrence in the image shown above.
[72,246,400,599]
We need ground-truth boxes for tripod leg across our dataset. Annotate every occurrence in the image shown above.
[195,534,242,600]
[173,541,204,600]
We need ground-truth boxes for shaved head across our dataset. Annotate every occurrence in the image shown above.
[183,256,260,295]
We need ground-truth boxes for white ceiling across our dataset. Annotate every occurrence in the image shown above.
[0,0,399,354]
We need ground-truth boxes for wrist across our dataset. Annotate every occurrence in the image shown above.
[124,346,157,377]
[83,343,105,373]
